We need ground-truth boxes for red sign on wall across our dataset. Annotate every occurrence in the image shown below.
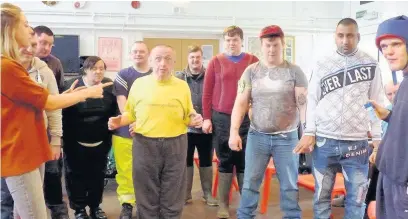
[98,37,122,71]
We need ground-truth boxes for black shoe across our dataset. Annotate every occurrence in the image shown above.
[50,205,70,219]
[90,207,107,219]
[74,209,89,219]
[51,212,70,219]
[119,203,133,219]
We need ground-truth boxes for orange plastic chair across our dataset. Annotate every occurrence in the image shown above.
[297,173,346,198]
[259,158,277,214]
[367,201,376,219]
[193,151,239,200]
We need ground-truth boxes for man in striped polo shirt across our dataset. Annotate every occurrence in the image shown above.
[112,41,152,219]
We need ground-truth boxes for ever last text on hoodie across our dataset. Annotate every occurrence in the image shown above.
[28,57,62,146]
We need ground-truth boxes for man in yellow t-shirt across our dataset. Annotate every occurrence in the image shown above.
[108,45,203,219]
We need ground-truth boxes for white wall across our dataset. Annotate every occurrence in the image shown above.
[344,1,408,84]
[13,1,346,79]
[344,1,408,35]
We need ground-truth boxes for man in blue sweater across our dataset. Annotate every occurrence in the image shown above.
[370,15,408,219]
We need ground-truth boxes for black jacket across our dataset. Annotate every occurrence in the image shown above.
[62,77,117,143]
[175,66,205,134]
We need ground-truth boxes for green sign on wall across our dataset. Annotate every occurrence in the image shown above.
[356,10,367,19]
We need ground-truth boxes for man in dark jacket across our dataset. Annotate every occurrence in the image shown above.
[370,15,408,219]
[33,25,68,219]
[175,45,218,206]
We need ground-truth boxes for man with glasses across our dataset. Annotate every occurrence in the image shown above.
[108,45,204,219]
[33,25,68,219]
[112,41,152,219]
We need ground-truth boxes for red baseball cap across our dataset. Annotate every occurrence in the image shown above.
[259,25,284,38]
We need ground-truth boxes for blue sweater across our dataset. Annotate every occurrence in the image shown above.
[376,73,408,185]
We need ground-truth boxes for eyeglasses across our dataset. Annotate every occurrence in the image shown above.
[131,50,147,55]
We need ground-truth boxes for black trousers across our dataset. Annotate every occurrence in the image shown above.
[186,133,213,167]
[133,134,187,219]
[212,111,250,173]
[366,164,380,203]
[63,139,111,210]
[44,156,69,213]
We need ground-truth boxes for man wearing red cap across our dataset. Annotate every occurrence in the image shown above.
[294,18,384,219]
[369,15,408,219]
[230,25,307,218]
[202,26,258,218]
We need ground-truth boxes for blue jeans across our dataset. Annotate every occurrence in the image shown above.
[312,136,369,219]
[1,178,13,219]
[237,129,301,219]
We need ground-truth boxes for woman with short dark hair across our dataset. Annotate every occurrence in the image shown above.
[63,56,117,219]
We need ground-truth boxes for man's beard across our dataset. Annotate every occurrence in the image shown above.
[339,46,355,55]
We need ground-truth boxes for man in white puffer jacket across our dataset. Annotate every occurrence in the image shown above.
[294,18,384,219]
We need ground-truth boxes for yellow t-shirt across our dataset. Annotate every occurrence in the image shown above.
[125,74,195,138]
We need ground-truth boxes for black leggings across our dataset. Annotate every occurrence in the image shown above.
[186,133,213,167]
[366,164,379,203]
[364,164,379,219]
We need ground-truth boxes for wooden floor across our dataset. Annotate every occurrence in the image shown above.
[60,166,345,219]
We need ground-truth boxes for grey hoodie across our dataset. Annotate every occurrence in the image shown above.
[28,57,62,146]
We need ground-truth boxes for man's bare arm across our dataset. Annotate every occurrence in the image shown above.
[119,112,134,127]
[230,87,251,135]
[295,87,308,127]
[116,95,127,114]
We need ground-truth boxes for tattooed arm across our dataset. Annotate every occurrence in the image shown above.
[229,66,252,151]
[230,67,252,135]
[230,81,251,136]
[295,87,308,129]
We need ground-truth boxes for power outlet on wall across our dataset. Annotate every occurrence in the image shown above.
[173,6,186,14]
[364,11,379,20]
